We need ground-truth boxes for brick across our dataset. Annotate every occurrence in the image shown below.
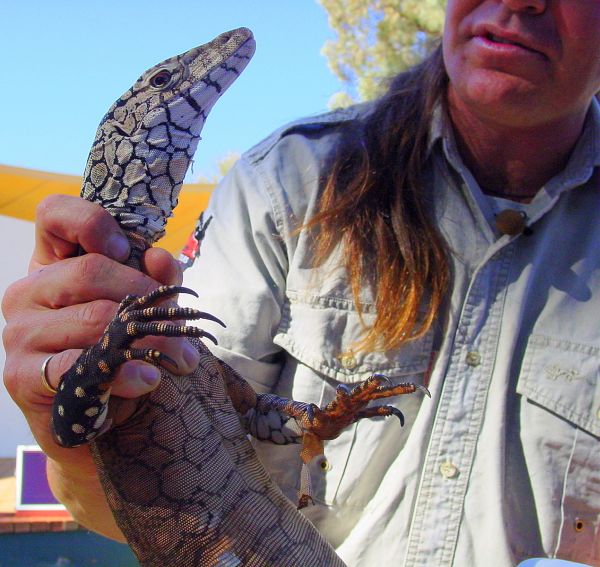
[13,522,31,533]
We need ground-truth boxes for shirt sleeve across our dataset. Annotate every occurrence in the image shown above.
[180,154,288,394]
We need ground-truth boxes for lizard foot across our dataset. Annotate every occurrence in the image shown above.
[305,374,430,435]
[52,285,224,447]
[254,374,430,507]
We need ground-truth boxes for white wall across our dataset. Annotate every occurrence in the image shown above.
[0,215,38,456]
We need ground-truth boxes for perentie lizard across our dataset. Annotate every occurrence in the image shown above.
[50,28,428,566]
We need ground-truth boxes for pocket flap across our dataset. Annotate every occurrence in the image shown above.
[274,292,433,383]
[518,334,600,437]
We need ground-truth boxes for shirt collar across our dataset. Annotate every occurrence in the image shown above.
[430,97,600,197]
[427,103,446,156]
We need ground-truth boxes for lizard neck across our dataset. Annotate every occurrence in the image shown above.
[125,231,150,271]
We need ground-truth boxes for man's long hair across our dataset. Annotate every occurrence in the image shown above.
[308,45,450,353]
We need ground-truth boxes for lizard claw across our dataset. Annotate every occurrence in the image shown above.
[305,403,320,424]
[298,494,314,510]
[197,311,226,328]
[336,384,352,396]
[371,373,392,386]
[199,330,219,346]
[414,384,431,398]
[175,286,200,299]
[153,351,178,370]
[388,407,405,426]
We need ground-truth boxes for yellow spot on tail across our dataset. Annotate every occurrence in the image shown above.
[127,322,137,336]
[76,365,84,375]
[101,334,110,350]
[98,360,111,373]
[72,424,85,434]
[85,407,99,417]
[58,405,65,417]
[75,386,86,398]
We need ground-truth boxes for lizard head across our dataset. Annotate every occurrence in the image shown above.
[99,28,256,138]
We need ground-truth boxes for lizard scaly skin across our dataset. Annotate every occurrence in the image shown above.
[50,28,427,566]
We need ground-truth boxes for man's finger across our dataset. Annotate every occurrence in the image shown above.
[142,246,183,287]
[27,254,163,309]
[32,195,130,269]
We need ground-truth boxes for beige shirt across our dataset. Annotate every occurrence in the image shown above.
[183,99,600,566]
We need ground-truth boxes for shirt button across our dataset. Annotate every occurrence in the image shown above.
[574,518,585,532]
[340,354,357,370]
[495,209,526,236]
[466,351,481,367]
[318,457,332,472]
[440,461,459,479]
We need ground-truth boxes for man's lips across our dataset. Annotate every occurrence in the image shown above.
[472,24,548,58]
[486,33,526,48]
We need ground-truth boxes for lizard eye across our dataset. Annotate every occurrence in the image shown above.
[149,70,172,89]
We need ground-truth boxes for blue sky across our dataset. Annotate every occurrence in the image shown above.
[1,1,342,180]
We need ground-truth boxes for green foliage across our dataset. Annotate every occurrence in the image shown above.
[319,0,446,104]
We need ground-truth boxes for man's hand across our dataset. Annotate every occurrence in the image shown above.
[1,194,199,537]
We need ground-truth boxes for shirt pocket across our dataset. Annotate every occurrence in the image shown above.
[275,291,434,383]
[269,292,433,510]
[517,334,600,564]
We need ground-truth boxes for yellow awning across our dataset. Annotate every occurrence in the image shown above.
[0,164,214,255]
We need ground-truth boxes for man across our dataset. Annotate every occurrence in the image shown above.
[3,1,599,564]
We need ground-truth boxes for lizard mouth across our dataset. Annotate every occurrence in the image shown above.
[186,27,256,76]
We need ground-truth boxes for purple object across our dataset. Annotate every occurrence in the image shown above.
[15,445,64,510]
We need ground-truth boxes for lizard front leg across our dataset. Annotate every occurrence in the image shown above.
[243,376,430,507]
[52,285,222,448]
